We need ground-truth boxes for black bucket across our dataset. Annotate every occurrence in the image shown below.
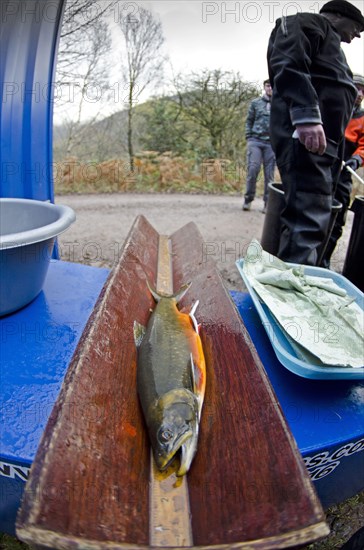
[260,182,284,256]
[342,196,364,292]
[316,199,343,266]
[260,182,342,265]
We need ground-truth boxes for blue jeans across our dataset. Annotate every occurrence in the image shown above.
[244,138,275,204]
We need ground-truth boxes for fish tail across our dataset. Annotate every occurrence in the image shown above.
[147,280,191,303]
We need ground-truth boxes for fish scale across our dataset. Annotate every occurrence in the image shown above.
[139,301,194,395]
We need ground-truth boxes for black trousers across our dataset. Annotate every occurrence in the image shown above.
[320,169,352,268]
[270,100,343,265]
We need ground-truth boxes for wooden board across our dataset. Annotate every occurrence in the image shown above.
[170,222,328,547]
[16,216,329,549]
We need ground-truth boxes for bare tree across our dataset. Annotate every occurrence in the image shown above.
[57,0,116,80]
[61,18,112,155]
[54,1,117,159]
[118,6,166,170]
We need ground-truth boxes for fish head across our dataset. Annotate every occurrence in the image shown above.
[149,389,199,475]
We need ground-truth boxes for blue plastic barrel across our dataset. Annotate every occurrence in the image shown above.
[0,0,66,201]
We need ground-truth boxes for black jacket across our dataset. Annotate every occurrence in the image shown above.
[267,13,357,143]
[245,95,271,141]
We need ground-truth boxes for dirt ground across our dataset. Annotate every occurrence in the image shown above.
[56,193,362,550]
[57,192,353,290]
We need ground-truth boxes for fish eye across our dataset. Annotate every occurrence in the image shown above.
[159,428,173,442]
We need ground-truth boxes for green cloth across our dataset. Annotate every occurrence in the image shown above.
[243,241,364,368]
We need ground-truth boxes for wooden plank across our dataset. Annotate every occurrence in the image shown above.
[149,458,193,547]
[170,222,329,548]
[149,235,193,547]
[17,215,159,549]
[16,217,329,549]
[156,235,173,294]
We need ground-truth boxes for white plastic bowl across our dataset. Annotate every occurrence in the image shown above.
[0,198,76,316]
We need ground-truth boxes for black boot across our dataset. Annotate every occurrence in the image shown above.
[278,190,332,265]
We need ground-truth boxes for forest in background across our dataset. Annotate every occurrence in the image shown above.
[53,0,264,194]
[53,78,262,194]
[53,0,363,197]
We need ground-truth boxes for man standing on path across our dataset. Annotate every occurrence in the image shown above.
[267,0,364,265]
[320,73,364,268]
[243,79,275,213]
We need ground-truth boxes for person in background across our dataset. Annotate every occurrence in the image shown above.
[243,79,275,213]
[320,73,364,268]
[267,0,364,265]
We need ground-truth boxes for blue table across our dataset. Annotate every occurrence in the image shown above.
[231,291,364,510]
[1,263,363,535]
[0,261,109,534]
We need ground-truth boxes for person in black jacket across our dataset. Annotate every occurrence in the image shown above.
[267,0,364,265]
[243,79,275,213]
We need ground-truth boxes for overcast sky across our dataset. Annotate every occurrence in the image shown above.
[138,0,364,83]
[55,0,364,122]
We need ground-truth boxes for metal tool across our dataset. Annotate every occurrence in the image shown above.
[342,161,364,185]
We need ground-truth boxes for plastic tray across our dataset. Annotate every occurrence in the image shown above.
[236,260,364,380]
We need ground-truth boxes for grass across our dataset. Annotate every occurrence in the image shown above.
[307,491,364,549]
[55,177,243,196]
[54,177,244,196]
[53,154,248,196]
[53,155,363,199]
[0,534,28,549]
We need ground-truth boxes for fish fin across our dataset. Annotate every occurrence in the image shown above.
[189,353,204,416]
[174,282,191,303]
[189,300,199,333]
[190,353,202,412]
[147,280,191,303]
[146,280,161,302]
[133,321,146,348]
[189,353,197,395]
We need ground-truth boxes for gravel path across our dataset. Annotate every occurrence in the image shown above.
[57,192,353,291]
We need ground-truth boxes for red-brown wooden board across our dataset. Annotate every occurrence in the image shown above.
[16,216,328,549]
[170,222,328,547]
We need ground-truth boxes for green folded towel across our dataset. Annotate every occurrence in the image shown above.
[243,241,364,368]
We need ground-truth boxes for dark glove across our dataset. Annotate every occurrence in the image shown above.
[345,157,360,171]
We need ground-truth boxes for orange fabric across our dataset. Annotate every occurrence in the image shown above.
[345,113,364,164]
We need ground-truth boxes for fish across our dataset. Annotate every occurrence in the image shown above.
[134,282,206,476]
